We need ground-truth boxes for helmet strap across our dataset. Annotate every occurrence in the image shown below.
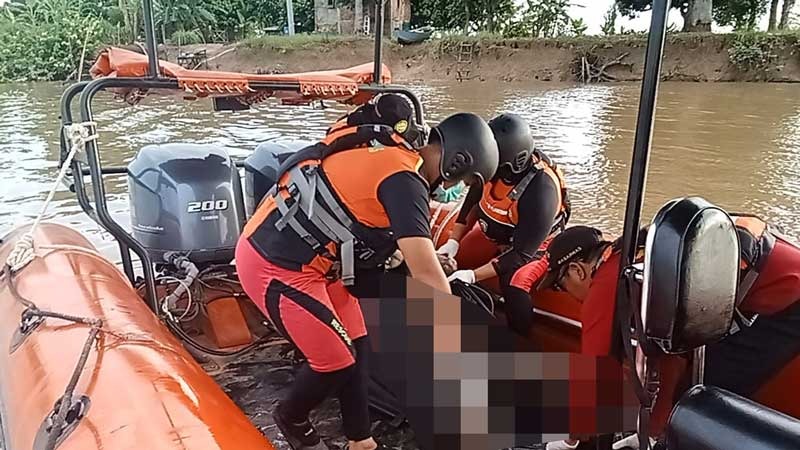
[429,175,444,194]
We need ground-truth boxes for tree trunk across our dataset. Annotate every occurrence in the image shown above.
[487,0,494,33]
[682,0,713,32]
[768,0,780,31]
[354,0,363,35]
[464,2,470,32]
[780,0,796,28]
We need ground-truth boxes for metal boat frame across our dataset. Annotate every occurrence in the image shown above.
[58,0,424,313]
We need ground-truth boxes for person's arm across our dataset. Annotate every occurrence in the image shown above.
[397,237,451,294]
[378,172,451,294]
[476,174,560,283]
[437,184,481,258]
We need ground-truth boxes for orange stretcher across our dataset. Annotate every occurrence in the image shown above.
[89,46,392,106]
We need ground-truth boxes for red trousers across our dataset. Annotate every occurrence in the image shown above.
[236,238,367,372]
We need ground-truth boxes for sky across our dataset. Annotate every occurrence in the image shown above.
[562,0,800,35]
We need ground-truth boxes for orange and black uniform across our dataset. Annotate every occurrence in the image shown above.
[456,152,569,335]
[240,144,429,369]
[580,216,800,435]
[236,131,430,442]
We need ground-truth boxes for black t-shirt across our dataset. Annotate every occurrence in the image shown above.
[377,172,431,239]
[457,169,560,280]
[248,170,430,272]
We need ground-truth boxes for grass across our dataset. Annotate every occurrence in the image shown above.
[237,30,800,52]
[240,33,375,51]
[433,30,799,44]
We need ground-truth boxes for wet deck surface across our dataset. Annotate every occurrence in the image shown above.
[207,339,546,450]
[207,338,422,450]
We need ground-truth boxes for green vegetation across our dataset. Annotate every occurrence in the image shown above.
[0,1,112,82]
[0,0,314,82]
[1,0,799,82]
[240,34,368,51]
[726,30,800,75]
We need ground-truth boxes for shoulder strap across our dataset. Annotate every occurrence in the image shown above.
[507,169,538,201]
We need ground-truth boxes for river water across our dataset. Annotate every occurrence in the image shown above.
[1,80,799,261]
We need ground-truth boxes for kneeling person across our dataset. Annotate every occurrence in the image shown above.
[236,112,498,449]
[537,218,800,439]
[437,113,570,336]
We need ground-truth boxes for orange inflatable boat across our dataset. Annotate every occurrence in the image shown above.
[0,223,274,450]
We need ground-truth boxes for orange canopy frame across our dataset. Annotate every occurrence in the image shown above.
[89,47,392,106]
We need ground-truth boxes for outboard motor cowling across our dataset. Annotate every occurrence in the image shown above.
[244,139,311,218]
[128,143,245,265]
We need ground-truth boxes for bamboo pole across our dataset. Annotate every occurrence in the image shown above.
[77,26,93,81]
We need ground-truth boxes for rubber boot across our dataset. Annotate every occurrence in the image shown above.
[273,404,329,450]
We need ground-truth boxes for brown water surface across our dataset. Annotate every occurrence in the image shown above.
[1,80,799,260]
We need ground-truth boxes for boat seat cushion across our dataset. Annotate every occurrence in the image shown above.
[666,384,800,450]
[642,197,739,354]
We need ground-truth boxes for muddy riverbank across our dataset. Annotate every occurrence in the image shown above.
[163,32,800,83]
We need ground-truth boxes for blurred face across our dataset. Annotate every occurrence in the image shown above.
[554,260,594,302]
[418,142,443,185]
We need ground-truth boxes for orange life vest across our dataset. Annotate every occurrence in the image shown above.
[244,145,424,284]
[476,150,570,245]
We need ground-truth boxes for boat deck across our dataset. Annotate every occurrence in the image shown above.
[208,338,427,450]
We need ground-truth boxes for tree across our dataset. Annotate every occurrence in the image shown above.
[779,0,796,28]
[154,0,216,42]
[601,4,618,35]
[616,0,713,32]
[714,0,768,30]
[410,0,518,34]
[513,0,573,38]
[570,17,588,35]
[768,0,779,30]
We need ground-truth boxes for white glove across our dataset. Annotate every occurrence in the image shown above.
[612,434,657,450]
[447,269,475,284]
[545,440,580,450]
[436,239,460,259]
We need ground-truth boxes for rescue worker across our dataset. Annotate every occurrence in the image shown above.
[436,113,570,336]
[326,93,425,148]
[236,112,499,450]
[536,216,800,447]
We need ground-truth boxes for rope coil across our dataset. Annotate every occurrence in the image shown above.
[4,122,97,274]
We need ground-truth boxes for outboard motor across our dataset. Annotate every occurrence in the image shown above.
[243,139,312,218]
[127,143,246,265]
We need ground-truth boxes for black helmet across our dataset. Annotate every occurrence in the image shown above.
[430,113,498,186]
[489,113,534,176]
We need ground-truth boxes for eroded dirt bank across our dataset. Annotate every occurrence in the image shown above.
[164,33,800,84]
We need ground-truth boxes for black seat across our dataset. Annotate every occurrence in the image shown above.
[667,384,800,450]
[642,197,740,354]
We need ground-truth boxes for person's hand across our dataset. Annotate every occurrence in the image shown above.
[436,239,460,259]
[447,269,475,284]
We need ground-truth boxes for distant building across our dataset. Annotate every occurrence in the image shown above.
[314,0,411,35]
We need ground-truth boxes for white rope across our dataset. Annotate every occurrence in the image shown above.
[158,276,195,322]
[4,122,97,273]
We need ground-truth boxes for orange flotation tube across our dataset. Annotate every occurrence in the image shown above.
[0,223,273,450]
